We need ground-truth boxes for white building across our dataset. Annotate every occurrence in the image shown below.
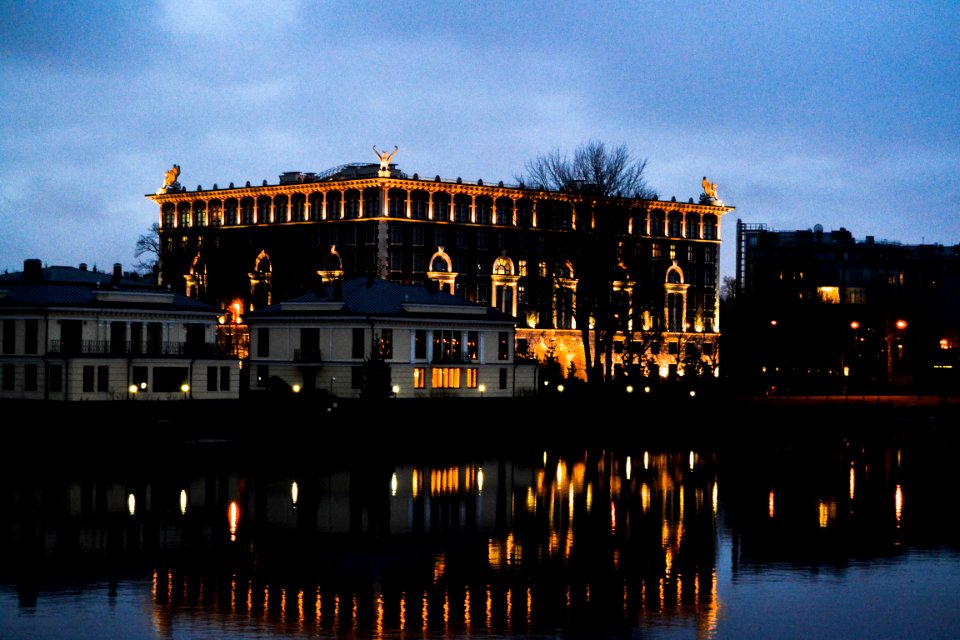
[0,259,239,401]
[245,277,537,399]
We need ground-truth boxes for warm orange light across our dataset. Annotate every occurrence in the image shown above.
[896,320,907,330]
[770,319,778,326]
[229,501,239,541]
[940,338,950,349]
[850,321,860,330]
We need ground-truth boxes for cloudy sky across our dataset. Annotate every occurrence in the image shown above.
[1,1,957,283]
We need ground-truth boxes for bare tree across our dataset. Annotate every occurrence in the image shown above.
[518,141,657,386]
[134,222,161,274]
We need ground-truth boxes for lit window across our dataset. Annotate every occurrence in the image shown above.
[413,367,425,388]
[431,367,461,389]
[465,368,478,388]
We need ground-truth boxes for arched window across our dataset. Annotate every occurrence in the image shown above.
[496,197,513,225]
[685,213,700,239]
[649,210,665,236]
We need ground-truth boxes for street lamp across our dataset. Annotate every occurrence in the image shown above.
[478,383,486,398]
[128,384,138,400]
[392,384,400,397]
[181,383,190,400]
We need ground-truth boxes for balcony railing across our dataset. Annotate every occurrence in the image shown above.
[48,340,227,357]
[293,348,323,362]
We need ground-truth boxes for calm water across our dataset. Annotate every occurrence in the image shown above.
[2,405,959,639]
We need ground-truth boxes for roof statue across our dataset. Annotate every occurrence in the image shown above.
[701,176,718,201]
[164,164,181,187]
[373,145,398,174]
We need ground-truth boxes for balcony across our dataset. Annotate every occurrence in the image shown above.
[293,348,323,362]
[48,340,227,357]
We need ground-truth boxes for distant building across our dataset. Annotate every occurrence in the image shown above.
[731,221,960,393]
[245,277,536,399]
[145,152,733,383]
[0,259,240,401]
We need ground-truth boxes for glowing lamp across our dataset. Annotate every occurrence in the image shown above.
[896,320,907,330]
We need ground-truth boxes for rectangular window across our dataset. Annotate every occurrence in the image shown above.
[465,368,478,388]
[704,246,717,263]
[97,365,108,392]
[389,250,402,271]
[82,365,95,392]
[687,245,696,262]
[477,231,487,249]
[207,366,218,391]
[412,254,424,273]
[154,366,188,392]
[2,319,14,354]
[518,260,528,277]
[431,367,461,389]
[435,229,445,247]
[467,331,479,361]
[25,319,38,355]
[220,366,231,391]
[390,224,403,244]
[456,230,466,248]
[498,332,510,360]
[133,366,148,390]
[477,284,489,305]
[415,329,427,359]
[351,365,364,389]
[499,368,508,389]
[256,364,269,388]
[352,328,365,358]
[379,329,393,359]
[651,243,661,259]
[24,364,37,392]
[49,364,63,392]
[257,328,270,357]
[1,363,14,391]
[432,330,461,362]
[413,367,425,389]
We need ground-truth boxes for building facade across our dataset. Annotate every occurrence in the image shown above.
[245,277,535,399]
[731,220,960,393]
[147,151,733,382]
[0,259,240,401]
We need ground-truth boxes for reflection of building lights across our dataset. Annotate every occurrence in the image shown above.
[689,451,695,470]
[477,468,484,493]
[390,473,398,496]
[768,490,775,518]
[127,493,136,516]
[610,500,616,533]
[229,501,239,541]
[586,483,592,511]
[556,461,565,485]
[180,489,187,515]
[641,483,650,512]
[412,470,419,498]
[849,467,855,501]
[291,481,299,506]
[626,456,631,480]
[643,451,649,469]
[895,484,903,527]
[712,482,718,514]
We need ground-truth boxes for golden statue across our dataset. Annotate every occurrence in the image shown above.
[373,146,398,172]
[164,164,181,187]
[702,176,718,200]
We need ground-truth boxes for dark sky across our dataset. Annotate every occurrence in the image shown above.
[2,1,958,283]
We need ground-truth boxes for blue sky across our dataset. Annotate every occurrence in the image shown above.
[1,1,958,283]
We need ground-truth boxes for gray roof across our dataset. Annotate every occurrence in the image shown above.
[250,277,517,323]
[0,264,214,312]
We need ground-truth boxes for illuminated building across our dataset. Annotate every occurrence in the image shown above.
[146,151,733,382]
[0,259,240,400]
[731,221,960,392]
[244,276,535,398]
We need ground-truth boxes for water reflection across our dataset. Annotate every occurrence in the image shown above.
[2,420,958,639]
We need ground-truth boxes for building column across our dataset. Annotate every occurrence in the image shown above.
[405,188,412,218]
[428,191,434,221]
[470,195,476,223]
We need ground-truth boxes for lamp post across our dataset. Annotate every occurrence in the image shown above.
[478,383,486,398]
[128,384,138,401]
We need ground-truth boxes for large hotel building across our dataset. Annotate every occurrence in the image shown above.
[146,150,732,381]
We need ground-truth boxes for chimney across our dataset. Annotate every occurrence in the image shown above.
[23,259,42,284]
[112,263,122,284]
[79,262,87,271]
